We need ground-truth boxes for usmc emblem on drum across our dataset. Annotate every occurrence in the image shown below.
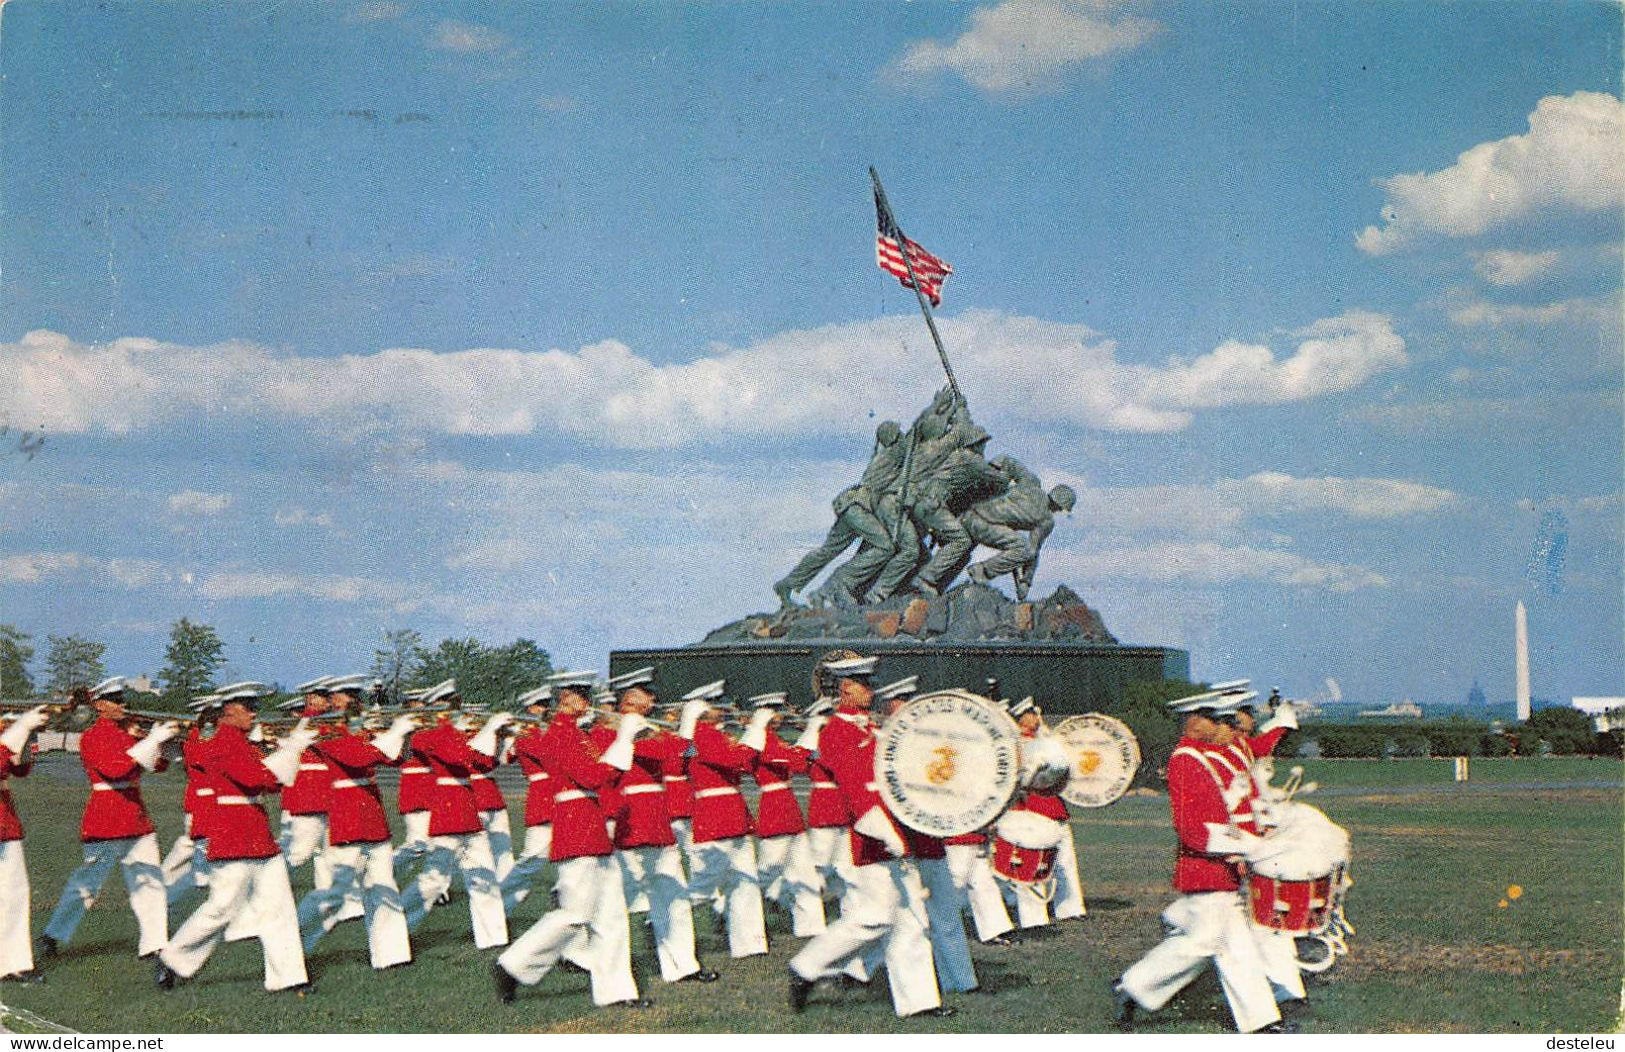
[1053,713,1141,808]
[876,690,1021,837]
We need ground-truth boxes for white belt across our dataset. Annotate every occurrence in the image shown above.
[331,778,375,790]
[299,763,328,772]
[196,788,216,797]
[695,787,739,800]
[864,782,879,792]
[662,775,686,783]
[621,784,663,797]
[758,781,790,793]
[92,780,135,791]
[215,795,253,806]
[526,773,550,783]
[811,781,837,790]
[401,766,430,775]
[554,790,597,804]
[436,777,470,787]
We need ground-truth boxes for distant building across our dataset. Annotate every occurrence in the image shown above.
[1572,697,1625,733]
[1358,699,1423,719]
[1466,680,1486,708]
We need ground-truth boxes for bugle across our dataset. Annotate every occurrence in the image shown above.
[0,700,79,731]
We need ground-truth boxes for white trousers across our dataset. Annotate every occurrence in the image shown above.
[498,855,639,1006]
[0,840,33,977]
[804,825,859,910]
[280,812,361,922]
[945,842,1014,942]
[1257,926,1307,1001]
[297,840,412,969]
[1119,891,1281,1034]
[500,823,552,913]
[617,844,701,981]
[161,856,309,991]
[161,814,210,904]
[685,835,768,958]
[757,833,826,937]
[45,832,167,956]
[1052,825,1085,920]
[392,811,433,877]
[401,832,509,949]
[914,857,978,993]
[480,809,515,884]
[789,860,942,1017]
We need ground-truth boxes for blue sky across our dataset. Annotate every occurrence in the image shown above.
[1,0,1619,706]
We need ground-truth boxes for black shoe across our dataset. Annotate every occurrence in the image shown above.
[379,959,416,971]
[1109,980,1136,1030]
[139,950,160,960]
[1254,1020,1298,1034]
[1279,997,1310,1019]
[679,968,720,983]
[35,935,58,960]
[611,997,654,1009]
[982,933,1020,947]
[283,982,317,997]
[153,961,180,991]
[491,961,518,1005]
[910,1005,957,1018]
[3,969,45,984]
[788,970,813,1013]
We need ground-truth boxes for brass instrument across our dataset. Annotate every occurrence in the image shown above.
[0,700,79,731]
[123,708,204,726]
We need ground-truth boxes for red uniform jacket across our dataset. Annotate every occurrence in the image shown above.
[804,751,848,829]
[1211,742,1261,834]
[314,730,399,845]
[1250,726,1288,759]
[412,719,497,837]
[820,706,911,867]
[510,725,553,827]
[539,713,618,862]
[661,745,693,821]
[281,722,339,816]
[687,722,757,844]
[470,768,507,814]
[750,731,809,839]
[1167,739,1245,893]
[0,742,30,842]
[607,731,686,851]
[943,831,986,847]
[181,727,217,841]
[78,717,162,841]
[586,726,624,823]
[204,723,286,861]
[397,735,435,815]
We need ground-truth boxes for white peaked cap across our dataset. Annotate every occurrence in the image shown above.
[515,686,552,708]
[548,670,599,691]
[823,656,877,679]
[325,674,370,694]
[875,676,919,702]
[747,692,787,709]
[804,698,834,718]
[682,680,727,702]
[293,676,334,695]
[420,679,459,706]
[1208,678,1250,693]
[607,666,656,692]
[89,677,128,699]
[1008,696,1039,719]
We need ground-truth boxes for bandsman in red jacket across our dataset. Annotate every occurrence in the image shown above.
[276,677,342,909]
[295,695,418,971]
[789,657,950,1019]
[679,679,769,959]
[465,708,516,888]
[1111,691,1284,1034]
[741,692,825,937]
[155,683,315,994]
[602,666,718,984]
[40,677,174,961]
[399,680,511,949]
[1,703,52,983]
[493,671,648,1009]
[1001,696,1086,928]
[498,686,554,910]
[161,696,222,905]
[794,698,862,919]
[390,686,437,880]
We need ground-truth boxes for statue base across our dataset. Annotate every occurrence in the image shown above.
[610,582,1189,714]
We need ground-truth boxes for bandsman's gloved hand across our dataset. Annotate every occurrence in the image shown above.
[247,723,266,744]
[854,805,907,859]
[1259,701,1298,733]
[264,719,318,786]
[372,714,418,761]
[601,713,646,771]
[678,700,709,741]
[739,708,775,752]
[0,705,50,754]
[792,714,826,753]
[470,711,516,757]
[129,720,181,771]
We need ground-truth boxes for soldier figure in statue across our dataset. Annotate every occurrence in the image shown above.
[958,456,1076,601]
[898,395,1008,597]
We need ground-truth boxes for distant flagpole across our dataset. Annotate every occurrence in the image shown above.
[870,166,963,404]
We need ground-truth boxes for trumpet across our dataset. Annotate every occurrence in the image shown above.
[122,708,204,728]
[575,705,680,732]
[0,701,80,731]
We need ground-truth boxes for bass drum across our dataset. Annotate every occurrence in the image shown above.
[1052,714,1141,808]
[874,690,1022,838]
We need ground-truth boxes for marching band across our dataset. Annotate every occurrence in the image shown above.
[0,661,1340,1033]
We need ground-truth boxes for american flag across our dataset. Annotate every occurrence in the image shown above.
[874,188,953,307]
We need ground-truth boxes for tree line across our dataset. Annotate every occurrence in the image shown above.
[0,621,552,712]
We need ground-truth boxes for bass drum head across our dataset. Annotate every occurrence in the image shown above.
[875,690,1022,838]
[1053,713,1141,808]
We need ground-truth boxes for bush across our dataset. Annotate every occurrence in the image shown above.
[1481,733,1513,757]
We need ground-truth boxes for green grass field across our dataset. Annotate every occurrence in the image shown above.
[2,755,1619,1034]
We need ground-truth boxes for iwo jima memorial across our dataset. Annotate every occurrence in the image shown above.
[611,171,1187,709]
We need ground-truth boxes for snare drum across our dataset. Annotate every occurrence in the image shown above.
[991,809,1064,888]
[1246,867,1341,934]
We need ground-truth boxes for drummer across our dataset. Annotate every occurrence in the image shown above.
[1002,698,1086,928]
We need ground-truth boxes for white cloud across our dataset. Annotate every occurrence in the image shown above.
[1045,541,1388,592]
[346,1,404,23]
[1448,295,1617,329]
[430,19,510,54]
[1471,249,1559,286]
[0,310,1405,445]
[1357,92,1625,255]
[0,551,171,589]
[196,571,387,604]
[274,507,336,529]
[167,490,233,516]
[1344,390,1619,437]
[891,0,1160,97]
[1220,472,1461,519]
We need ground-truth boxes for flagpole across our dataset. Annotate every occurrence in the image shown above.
[870,166,963,405]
